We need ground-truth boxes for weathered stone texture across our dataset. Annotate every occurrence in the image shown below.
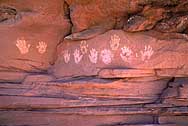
[0,0,71,82]
[0,1,70,69]
[0,0,188,126]
[52,30,188,78]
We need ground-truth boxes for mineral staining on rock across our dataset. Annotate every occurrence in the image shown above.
[16,38,31,54]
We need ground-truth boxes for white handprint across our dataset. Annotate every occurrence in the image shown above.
[63,50,71,63]
[110,34,120,51]
[120,46,133,62]
[36,41,47,54]
[80,40,89,54]
[100,49,113,64]
[140,45,154,61]
[73,49,83,64]
[89,48,98,64]
[16,38,31,54]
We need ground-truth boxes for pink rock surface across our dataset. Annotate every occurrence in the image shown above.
[0,0,71,72]
[0,1,188,125]
[52,30,188,78]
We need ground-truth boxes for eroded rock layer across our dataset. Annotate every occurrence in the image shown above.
[0,0,188,126]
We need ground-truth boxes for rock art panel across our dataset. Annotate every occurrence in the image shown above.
[73,49,83,64]
[16,38,31,54]
[110,34,120,51]
[80,40,89,54]
[0,0,71,73]
[89,48,98,64]
[52,30,188,78]
[36,41,47,54]
[120,46,133,63]
[1,0,188,125]
[100,49,114,65]
[140,45,154,62]
[63,50,71,64]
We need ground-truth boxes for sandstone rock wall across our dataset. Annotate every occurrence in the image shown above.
[0,0,188,126]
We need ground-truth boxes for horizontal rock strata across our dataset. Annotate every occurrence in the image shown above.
[0,0,188,126]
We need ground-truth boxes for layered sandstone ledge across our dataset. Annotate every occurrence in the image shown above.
[0,0,188,126]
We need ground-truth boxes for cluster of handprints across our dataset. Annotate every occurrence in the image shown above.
[62,34,154,65]
[16,38,47,54]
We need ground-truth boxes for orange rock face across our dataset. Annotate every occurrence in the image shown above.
[0,0,71,75]
[0,0,188,126]
[52,30,188,77]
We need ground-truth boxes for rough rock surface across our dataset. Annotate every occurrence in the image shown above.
[0,0,188,126]
[0,0,71,81]
[52,30,188,78]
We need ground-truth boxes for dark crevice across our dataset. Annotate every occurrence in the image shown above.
[154,77,175,104]
[52,1,73,68]
[0,5,22,25]
[0,6,17,22]
[63,1,73,37]
[54,1,73,51]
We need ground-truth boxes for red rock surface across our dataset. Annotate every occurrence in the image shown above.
[0,0,70,70]
[0,0,71,81]
[0,0,188,126]
[52,30,188,78]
